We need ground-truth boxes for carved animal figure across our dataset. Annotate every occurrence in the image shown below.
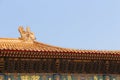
[18,26,36,41]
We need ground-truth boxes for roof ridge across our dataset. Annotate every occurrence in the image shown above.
[0,37,120,53]
[0,38,19,40]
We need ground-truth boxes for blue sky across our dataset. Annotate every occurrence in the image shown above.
[0,0,120,50]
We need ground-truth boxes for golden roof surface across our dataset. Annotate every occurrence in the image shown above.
[0,37,76,52]
[0,26,120,55]
[0,37,120,54]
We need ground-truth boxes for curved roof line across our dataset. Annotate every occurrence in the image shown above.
[0,26,120,55]
[0,37,120,55]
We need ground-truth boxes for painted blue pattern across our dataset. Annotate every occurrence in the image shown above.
[0,73,119,80]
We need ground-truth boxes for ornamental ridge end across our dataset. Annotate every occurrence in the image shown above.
[18,26,36,42]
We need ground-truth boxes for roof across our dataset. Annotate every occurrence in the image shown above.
[0,26,120,60]
[0,37,120,54]
[0,38,78,52]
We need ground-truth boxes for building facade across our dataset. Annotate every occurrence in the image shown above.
[0,27,120,80]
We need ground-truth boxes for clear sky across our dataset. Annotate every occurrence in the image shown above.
[0,0,120,50]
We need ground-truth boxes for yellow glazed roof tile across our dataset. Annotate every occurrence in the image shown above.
[0,26,120,55]
[0,37,120,54]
